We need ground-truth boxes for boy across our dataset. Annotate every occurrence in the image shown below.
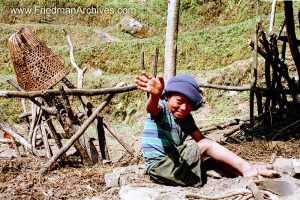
[135,73,278,187]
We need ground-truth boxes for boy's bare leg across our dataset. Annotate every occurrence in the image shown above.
[197,139,279,177]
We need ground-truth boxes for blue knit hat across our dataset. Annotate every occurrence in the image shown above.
[164,74,204,111]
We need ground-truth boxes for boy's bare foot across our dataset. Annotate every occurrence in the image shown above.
[243,165,280,178]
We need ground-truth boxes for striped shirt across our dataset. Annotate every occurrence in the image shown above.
[142,99,198,170]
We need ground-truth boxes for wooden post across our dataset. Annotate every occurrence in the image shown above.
[141,51,145,72]
[250,88,255,126]
[164,0,180,83]
[269,0,276,36]
[250,21,260,125]
[256,89,263,116]
[153,47,159,78]
[96,116,110,161]
[284,1,300,80]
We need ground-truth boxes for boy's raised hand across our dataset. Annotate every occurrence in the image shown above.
[135,73,165,97]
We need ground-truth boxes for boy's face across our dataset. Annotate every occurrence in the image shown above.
[167,93,193,119]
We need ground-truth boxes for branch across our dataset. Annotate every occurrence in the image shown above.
[199,83,250,91]
[62,28,87,88]
[0,85,138,98]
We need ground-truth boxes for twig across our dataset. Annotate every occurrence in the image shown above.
[223,123,245,137]
[0,139,13,143]
[185,189,252,200]
[280,119,300,131]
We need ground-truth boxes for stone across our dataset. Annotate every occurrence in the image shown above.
[273,157,295,176]
[120,16,155,38]
[292,159,300,174]
[104,173,120,188]
[119,185,185,200]
[105,165,146,188]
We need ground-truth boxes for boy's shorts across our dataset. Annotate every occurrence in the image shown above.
[148,143,202,188]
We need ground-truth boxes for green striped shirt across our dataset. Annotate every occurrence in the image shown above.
[142,99,198,170]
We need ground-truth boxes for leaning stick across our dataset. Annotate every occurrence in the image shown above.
[28,103,37,142]
[39,83,124,175]
[41,122,52,158]
[0,139,13,143]
[0,118,40,157]
[103,121,134,156]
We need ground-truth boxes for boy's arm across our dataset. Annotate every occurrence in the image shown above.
[136,73,165,116]
[145,93,161,116]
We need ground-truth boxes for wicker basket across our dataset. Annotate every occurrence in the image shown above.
[8,27,69,91]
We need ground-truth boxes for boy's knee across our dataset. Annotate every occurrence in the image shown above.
[197,138,213,154]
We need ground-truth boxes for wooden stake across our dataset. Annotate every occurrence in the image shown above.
[255,90,263,116]
[141,51,145,72]
[250,88,255,126]
[153,47,159,78]
[103,121,134,156]
[96,117,110,161]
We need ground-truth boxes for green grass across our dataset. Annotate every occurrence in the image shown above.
[0,0,284,75]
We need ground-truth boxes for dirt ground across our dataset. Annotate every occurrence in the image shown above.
[1,134,300,199]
